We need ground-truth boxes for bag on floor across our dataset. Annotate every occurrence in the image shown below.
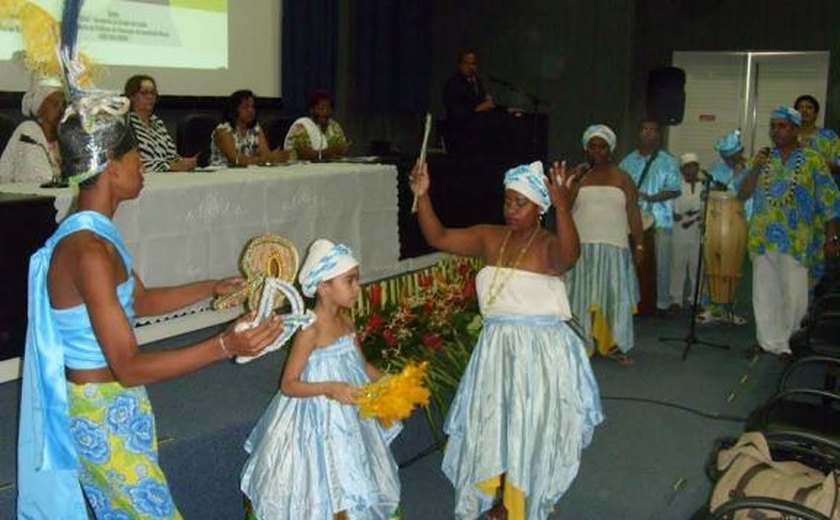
[710,431,840,519]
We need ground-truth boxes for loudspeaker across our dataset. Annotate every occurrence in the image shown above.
[647,67,686,126]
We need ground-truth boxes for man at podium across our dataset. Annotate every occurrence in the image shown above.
[442,50,524,155]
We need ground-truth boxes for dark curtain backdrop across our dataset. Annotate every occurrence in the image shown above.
[354,1,431,113]
[282,0,339,113]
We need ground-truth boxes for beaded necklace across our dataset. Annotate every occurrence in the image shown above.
[760,146,804,207]
[485,225,541,309]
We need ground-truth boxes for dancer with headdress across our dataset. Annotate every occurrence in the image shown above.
[241,239,402,520]
[16,2,283,518]
[409,160,603,520]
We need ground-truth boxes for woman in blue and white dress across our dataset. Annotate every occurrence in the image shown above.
[409,160,604,520]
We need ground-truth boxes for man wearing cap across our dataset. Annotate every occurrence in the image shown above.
[0,77,65,184]
[669,153,704,309]
[619,119,682,314]
[695,130,752,325]
[738,106,840,359]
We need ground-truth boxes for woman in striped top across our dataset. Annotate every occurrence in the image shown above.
[125,75,197,172]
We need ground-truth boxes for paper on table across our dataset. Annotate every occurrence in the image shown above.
[411,113,432,213]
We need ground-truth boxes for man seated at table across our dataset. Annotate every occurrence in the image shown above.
[283,89,350,162]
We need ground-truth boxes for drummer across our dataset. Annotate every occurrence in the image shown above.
[695,130,751,325]
[738,106,840,360]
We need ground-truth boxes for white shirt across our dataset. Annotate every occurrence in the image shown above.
[0,121,59,184]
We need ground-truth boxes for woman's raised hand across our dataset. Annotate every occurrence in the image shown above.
[409,159,430,198]
[547,160,575,210]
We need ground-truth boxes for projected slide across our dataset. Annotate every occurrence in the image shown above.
[0,0,228,70]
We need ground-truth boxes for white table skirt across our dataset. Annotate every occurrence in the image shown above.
[0,162,413,286]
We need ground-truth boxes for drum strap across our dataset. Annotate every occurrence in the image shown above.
[636,148,660,192]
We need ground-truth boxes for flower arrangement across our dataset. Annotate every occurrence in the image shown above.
[354,257,483,435]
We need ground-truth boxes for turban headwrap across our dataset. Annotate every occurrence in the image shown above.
[770,106,802,127]
[582,124,617,152]
[298,239,359,298]
[503,161,550,214]
[714,129,743,157]
[21,77,63,118]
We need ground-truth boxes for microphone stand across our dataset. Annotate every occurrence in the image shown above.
[659,174,730,360]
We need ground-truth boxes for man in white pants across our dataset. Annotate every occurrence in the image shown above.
[670,153,704,309]
[738,106,840,358]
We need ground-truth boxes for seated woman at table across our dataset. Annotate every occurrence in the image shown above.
[0,77,65,184]
[284,89,350,161]
[125,74,196,172]
[210,89,289,167]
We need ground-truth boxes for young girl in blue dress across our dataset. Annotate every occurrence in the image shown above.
[241,239,402,520]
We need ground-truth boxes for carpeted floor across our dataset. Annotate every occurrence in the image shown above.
[0,275,789,519]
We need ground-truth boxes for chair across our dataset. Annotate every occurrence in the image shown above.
[0,114,19,155]
[262,117,294,150]
[176,113,218,167]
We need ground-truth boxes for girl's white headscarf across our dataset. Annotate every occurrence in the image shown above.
[582,124,617,152]
[298,239,359,298]
[503,161,550,214]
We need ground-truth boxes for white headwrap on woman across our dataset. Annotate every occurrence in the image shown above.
[21,77,62,118]
[582,124,617,152]
[503,161,550,214]
[298,239,359,298]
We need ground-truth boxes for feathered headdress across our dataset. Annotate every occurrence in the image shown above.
[54,0,133,185]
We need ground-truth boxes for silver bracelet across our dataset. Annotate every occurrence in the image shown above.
[218,334,232,358]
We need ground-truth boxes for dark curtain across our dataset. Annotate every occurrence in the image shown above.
[354,0,431,113]
[282,0,339,113]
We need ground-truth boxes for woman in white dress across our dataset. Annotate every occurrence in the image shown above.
[409,160,604,520]
[283,90,349,161]
[565,125,643,365]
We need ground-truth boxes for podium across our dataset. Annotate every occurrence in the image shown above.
[439,111,548,162]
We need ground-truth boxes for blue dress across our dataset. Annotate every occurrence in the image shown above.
[442,267,604,520]
[241,334,402,520]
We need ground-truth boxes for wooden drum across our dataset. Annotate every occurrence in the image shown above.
[703,191,747,304]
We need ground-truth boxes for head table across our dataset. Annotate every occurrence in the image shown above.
[0,162,442,379]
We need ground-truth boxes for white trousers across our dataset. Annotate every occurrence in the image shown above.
[751,251,808,355]
[670,236,700,306]
[656,228,673,310]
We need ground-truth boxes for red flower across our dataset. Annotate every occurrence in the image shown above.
[421,332,444,351]
[366,313,383,332]
[368,284,382,310]
[382,328,397,347]
[463,278,476,299]
[457,262,471,277]
[419,274,434,287]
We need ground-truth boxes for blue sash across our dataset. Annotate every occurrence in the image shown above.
[17,211,133,519]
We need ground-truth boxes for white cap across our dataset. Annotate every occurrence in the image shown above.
[679,153,699,167]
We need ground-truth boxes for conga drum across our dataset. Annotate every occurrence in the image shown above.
[703,191,747,304]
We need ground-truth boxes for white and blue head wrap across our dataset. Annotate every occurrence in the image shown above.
[503,161,550,214]
[770,106,802,126]
[582,124,617,152]
[298,239,359,298]
[714,129,743,157]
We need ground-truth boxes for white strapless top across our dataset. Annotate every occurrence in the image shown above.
[476,266,572,318]
[572,185,630,249]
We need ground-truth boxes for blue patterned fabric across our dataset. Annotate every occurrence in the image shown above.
[714,130,743,157]
[241,334,401,520]
[68,382,181,519]
[18,211,136,519]
[504,161,550,214]
[566,243,639,353]
[619,150,682,229]
[771,106,802,126]
[299,240,358,298]
[442,314,604,519]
